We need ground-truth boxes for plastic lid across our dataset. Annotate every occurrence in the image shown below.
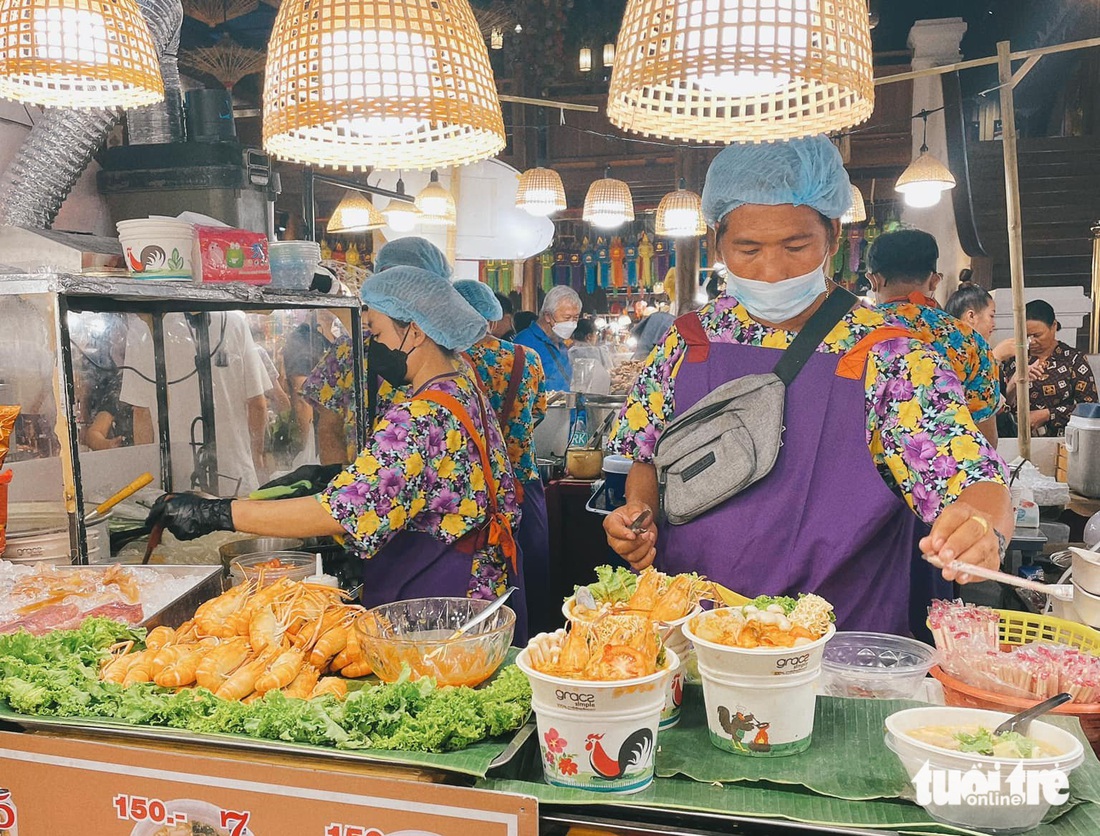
[1074,403,1100,420]
[602,454,634,475]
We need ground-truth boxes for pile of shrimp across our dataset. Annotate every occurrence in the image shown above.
[574,568,718,625]
[99,578,373,702]
[528,613,663,681]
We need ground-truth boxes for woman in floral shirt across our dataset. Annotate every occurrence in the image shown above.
[603,135,1013,636]
[145,266,527,639]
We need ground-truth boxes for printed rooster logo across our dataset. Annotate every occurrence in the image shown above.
[718,706,772,753]
[585,729,654,780]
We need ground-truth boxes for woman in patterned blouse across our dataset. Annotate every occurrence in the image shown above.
[1003,299,1099,436]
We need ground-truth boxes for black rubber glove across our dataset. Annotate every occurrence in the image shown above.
[145,493,235,541]
[256,464,344,496]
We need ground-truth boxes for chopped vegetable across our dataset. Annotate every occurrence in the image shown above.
[575,565,638,605]
[955,728,1037,759]
[751,595,798,615]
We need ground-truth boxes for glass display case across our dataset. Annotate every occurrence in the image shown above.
[0,274,365,564]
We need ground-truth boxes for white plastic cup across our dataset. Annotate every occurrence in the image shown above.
[516,646,675,794]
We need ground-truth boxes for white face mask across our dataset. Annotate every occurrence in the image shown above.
[552,321,578,341]
[724,257,829,323]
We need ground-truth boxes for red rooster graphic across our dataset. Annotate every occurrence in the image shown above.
[585,729,655,780]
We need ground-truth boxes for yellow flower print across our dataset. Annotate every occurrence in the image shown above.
[355,453,381,476]
[405,452,424,478]
[825,321,851,346]
[884,453,908,485]
[438,457,456,479]
[446,429,465,453]
[331,470,355,489]
[950,435,981,462]
[319,382,335,403]
[626,401,651,432]
[852,306,881,327]
[648,390,665,415]
[459,498,479,518]
[664,331,679,353]
[408,400,432,418]
[470,466,486,492]
[441,514,467,538]
[946,470,967,498]
[762,330,789,349]
[388,506,407,528]
[355,510,381,539]
[909,354,937,387]
[898,398,922,430]
[410,497,426,517]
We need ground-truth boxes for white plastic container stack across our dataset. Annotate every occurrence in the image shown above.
[269,241,322,290]
[117,218,196,280]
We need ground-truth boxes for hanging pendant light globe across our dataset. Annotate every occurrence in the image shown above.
[262,0,506,170]
[583,169,634,230]
[328,191,385,233]
[841,183,867,224]
[896,150,956,208]
[0,0,165,109]
[606,0,874,142]
[656,181,706,237]
[415,170,456,227]
[381,177,421,232]
[516,167,567,217]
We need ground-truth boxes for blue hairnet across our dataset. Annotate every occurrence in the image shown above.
[373,236,452,279]
[453,280,503,322]
[360,266,486,351]
[701,134,852,226]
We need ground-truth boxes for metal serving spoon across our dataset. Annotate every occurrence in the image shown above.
[994,693,1073,737]
[426,586,518,660]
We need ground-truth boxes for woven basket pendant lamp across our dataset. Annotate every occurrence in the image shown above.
[583,167,634,230]
[0,0,165,108]
[262,0,506,170]
[516,167,567,217]
[656,179,705,237]
[841,183,866,224]
[381,176,421,232]
[607,0,875,143]
[895,113,955,208]
[415,169,456,227]
[328,191,385,233]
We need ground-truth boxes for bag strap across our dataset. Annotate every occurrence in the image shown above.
[500,344,526,427]
[772,287,858,386]
[835,325,914,380]
[413,388,518,571]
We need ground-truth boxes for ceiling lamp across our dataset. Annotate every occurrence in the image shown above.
[583,167,634,230]
[656,179,706,237]
[516,167,567,217]
[602,36,615,68]
[262,0,506,171]
[896,111,956,209]
[380,176,421,233]
[579,46,592,73]
[415,169,456,227]
[490,26,503,50]
[328,191,385,233]
[0,0,165,109]
[606,0,874,143]
[841,183,867,224]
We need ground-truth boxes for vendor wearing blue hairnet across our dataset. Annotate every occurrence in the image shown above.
[603,134,1012,636]
[454,280,554,634]
[145,265,528,639]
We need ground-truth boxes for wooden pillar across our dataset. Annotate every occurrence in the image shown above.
[674,238,700,315]
[522,258,540,312]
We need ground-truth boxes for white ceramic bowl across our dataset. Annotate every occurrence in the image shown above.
[885,705,1084,834]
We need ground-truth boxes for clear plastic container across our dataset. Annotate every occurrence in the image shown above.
[269,241,321,290]
[228,551,314,587]
[821,631,937,699]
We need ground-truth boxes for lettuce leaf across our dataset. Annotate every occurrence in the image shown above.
[575,565,638,604]
[750,595,799,615]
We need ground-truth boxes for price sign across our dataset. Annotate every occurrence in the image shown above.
[220,808,252,836]
[324,825,385,836]
[113,793,189,827]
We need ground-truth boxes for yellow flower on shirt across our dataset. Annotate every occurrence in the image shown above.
[762,330,789,349]
[405,452,424,478]
[356,510,381,539]
[898,398,922,430]
[408,400,432,418]
[388,506,407,528]
[951,435,982,462]
[910,355,937,388]
[446,429,465,453]
[648,390,665,415]
[626,401,650,432]
[438,456,456,479]
[355,453,381,477]
[409,497,426,517]
[470,466,486,492]
[459,498,479,518]
[441,514,467,538]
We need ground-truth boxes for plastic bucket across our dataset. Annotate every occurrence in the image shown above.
[516,647,675,794]
[116,219,195,280]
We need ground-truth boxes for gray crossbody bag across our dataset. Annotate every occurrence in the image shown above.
[654,288,857,525]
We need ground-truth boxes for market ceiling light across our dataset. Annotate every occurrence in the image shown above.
[606,0,874,142]
[490,26,503,50]
[579,46,592,73]
[583,167,634,230]
[602,36,615,68]
[415,169,456,227]
[380,176,421,233]
[262,0,506,171]
[895,111,956,208]
[841,183,867,224]
[516,167,567,217]
[0,0,165,109]
[328,190,385,233]
[656,179,706,238]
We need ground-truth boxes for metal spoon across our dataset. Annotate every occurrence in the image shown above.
[426,587,518,660]
[994,693,1073,737]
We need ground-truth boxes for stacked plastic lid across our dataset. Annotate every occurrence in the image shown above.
[269,241,322,290]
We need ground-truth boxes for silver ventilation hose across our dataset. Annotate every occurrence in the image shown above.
[0,0,184,229]
[127,0,185,145]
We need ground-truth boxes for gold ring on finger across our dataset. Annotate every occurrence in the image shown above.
[971,515,990,536]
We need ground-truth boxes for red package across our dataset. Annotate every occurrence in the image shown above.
[192,226,271,285]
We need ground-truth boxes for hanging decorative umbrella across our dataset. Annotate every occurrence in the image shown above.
[182,0,259,27]
[180,37,266,90]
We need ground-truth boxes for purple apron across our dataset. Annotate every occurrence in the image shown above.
[362,530,529,643]
[517,478,552,635]
[657,330,919,635]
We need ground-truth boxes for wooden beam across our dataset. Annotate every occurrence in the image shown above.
[498,95,600,112]
[1012,55,1042,88]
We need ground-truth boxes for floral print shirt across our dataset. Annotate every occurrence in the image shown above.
[1003,341,1099,436]
[318,372,520,568]
[464,335,547,483]
[607,295,1007,524]
[877,292,1000,423]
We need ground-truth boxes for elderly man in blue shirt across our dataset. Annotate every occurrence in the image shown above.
[514,285,582,392]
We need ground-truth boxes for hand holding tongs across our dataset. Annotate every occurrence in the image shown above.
[925,556,1074,602]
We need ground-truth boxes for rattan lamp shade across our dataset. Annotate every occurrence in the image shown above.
[329,191,385,233]
[656,185,705,237]
[841,183,866,224]
[262,0,506,170]
[607,0,875,143]
[0,0,164,108]
[516,167,566,216]
[895,150,956,208]
[415,170,456,227]
[583,174,634,230]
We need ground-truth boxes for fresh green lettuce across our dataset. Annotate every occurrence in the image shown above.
[750,595,799,614]
[575,564,638,604]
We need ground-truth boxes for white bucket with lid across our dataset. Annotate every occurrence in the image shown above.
[1066,404,1100,498]
[1,502,108,564]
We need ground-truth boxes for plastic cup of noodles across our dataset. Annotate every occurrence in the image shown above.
[516,645,677,794]
[684,609,835,678]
